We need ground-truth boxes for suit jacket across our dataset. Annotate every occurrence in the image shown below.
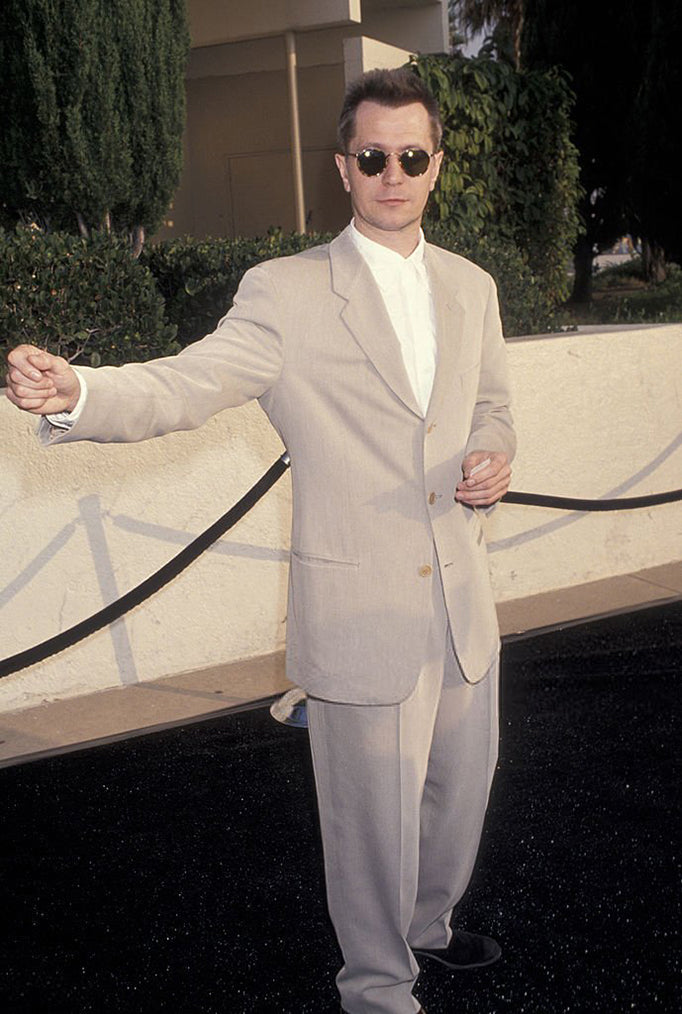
[40,226,516,704]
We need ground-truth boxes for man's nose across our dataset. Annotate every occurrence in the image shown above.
[382,153,404,185]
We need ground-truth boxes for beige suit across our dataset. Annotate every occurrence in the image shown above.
[41,225,515,702]
[42,225,515,1013]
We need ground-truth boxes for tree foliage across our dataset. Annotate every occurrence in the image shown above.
[522,0,682,294]
[628,0,682,272]
[449,0,524,65]
[411,53,580,306]
[0,0,188,242]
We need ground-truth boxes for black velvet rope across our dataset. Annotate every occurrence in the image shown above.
[0,453,680,680]
[0,453,291,680]
[502,488,682,511]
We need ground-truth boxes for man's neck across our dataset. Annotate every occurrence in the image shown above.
[352,219,423,259]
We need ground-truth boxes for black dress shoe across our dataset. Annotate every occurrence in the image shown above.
[413,929,501,969]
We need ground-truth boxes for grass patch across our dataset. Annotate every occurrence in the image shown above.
[559,257,682,326]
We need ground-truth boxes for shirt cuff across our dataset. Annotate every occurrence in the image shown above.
[45,368,88,429]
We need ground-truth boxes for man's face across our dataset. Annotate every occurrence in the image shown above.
[335,100,443,248]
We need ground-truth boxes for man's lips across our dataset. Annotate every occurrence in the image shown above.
[378,198,408,205]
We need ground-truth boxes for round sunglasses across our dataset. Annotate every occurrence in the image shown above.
[349,147,435,178]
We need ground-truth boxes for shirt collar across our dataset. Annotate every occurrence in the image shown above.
[350,219,426,276]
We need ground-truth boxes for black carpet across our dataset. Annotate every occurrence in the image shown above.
[2,602,680,1014]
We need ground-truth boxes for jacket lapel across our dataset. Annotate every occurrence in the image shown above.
[329,227,423,418]
[424,244,466,422]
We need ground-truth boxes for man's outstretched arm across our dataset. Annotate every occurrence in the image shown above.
[4,262,284,445]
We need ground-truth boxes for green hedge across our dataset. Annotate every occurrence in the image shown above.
[1,225,557,371]
[141,229,332,346]
[0,226,178,366]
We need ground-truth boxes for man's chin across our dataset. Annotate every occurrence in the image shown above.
[366,208,423,234]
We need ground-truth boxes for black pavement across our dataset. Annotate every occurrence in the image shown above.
[2,601,680,1013]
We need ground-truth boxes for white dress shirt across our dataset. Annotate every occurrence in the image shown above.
[350,220,437,416]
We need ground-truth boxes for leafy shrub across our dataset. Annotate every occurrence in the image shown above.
[142,229,333,346]
[411,53,581,309]
[0,225,179,365]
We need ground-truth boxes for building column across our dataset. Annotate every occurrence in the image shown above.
[284,30,306,234]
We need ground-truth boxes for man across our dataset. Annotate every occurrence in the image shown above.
[6,69,515,1014]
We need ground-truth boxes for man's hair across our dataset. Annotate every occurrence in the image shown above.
[337,67,443,154]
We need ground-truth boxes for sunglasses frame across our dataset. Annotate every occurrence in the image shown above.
[349,147,435,178]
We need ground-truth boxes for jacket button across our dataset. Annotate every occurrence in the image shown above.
[418,564,433,578]
[428,491,436,505]
[427,422,436,434]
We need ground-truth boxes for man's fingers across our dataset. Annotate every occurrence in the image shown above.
[9,378,58,400]
[27,350,70,378]
[461,452,509,485]
[464,463,494,486]
[8,345,45,378]
[457,482,507,501]
[8,366,56,391]
[457,465,511,492]
[455,458,512,505]
[4,385,50,412]
[464,456,492,482]
[7,345,66,381]
[468,482,509,504]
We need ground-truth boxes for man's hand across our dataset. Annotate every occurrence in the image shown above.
[455,451,511,507]
[5,345,81,416]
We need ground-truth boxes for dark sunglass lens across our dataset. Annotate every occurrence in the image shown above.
[399,149,430,176]
[356,149,387,176]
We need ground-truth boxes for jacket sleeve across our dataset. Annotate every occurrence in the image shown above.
[464,275,516,463]
[38,263,284,446]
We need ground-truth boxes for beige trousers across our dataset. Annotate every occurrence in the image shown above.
[307,581,499,1014]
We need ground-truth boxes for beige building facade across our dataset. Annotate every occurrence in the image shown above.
[160,0,449,240]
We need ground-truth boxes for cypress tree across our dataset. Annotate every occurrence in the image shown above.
[112,0,189,251]
[0,0,188,245]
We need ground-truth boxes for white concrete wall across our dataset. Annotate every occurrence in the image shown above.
[1,324,680,712]
[486,324,682,599]
[0,402,290,712]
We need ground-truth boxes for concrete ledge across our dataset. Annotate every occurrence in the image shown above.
[0,651,292,768]
[497,560,682,636]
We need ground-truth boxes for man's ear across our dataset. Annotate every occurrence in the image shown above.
[429,150,444,192]
[335,152,351,193]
